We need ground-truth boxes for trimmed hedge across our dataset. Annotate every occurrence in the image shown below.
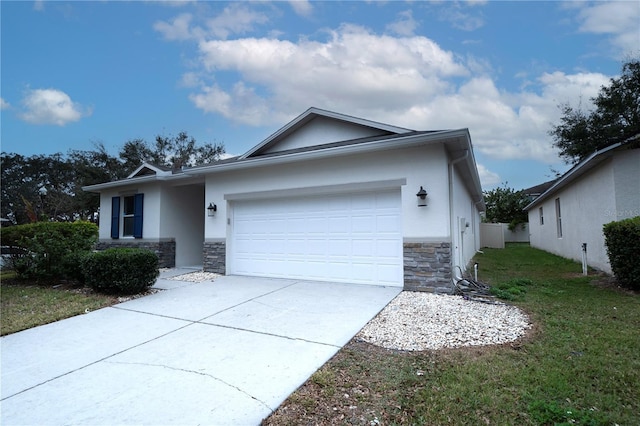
[603,216,640,290]
[83,248,159,295]
[0,221,98,281]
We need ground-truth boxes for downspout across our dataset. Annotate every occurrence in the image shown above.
[449,150,469,275]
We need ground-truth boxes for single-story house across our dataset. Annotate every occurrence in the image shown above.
[83,107,485,292]
[525,135,640,274]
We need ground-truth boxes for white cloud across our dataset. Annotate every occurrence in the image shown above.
[192,24,468,124]
[575,2,640,57]
[476,163,501,188]
[159,13,616,164]
[33,0,44,12]
[0,98,10,110]
[386,10,419,36]
[19,88,91,126]
[289,0,313,17]
[153,13,201,41]
[438,4,485,31]
[205,4,269,39]
[154,4,268,41]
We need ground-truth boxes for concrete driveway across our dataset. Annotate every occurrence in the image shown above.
[1,270,401,425]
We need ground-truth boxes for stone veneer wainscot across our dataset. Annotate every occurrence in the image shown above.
[95,239,176,268]
[403,241,452,293]
[203,240,226,274]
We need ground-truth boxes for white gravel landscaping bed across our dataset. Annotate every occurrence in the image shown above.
[167,271,221,282]
[357,291,532,351]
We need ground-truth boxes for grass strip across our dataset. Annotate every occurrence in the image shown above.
[1,277,116,336]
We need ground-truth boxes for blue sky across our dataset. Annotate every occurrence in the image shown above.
[1,1,638,191]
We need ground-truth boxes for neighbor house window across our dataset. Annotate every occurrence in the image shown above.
[555,198,562,238]
[539,207,544,225]
[110,194,144,239]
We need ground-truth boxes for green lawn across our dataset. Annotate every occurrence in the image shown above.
[264,243,640,425]
[1,272,117,336]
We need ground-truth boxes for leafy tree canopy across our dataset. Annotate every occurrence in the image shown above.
[1,132,224,225]
[550,58,640,164]
[119,132,225,175]
[483,184,530,231]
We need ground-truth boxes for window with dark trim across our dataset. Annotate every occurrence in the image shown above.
[110,196,120,239]
[110,193,144,239]
[555,198,562,238]
[123,196,135,237]
[539,206,544,225]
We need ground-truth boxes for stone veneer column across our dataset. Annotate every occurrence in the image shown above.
[203,240,226,274]
[403,241,452,293]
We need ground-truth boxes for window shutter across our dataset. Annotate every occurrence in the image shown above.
[111,196,120,239]
[133,193,144,239]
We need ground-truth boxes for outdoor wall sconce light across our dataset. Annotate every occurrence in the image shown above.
[416,186,428,207]
[207,203,217,217]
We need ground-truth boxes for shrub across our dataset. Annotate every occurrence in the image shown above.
[490,278,533,301]
[0,221,98,281]
[83,248,159,295]
[603,216,640,290]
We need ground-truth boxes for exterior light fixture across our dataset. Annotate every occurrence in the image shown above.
[207,203,217,217]
[416,186,428,207]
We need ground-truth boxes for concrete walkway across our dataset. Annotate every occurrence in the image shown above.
[1,270,401,425]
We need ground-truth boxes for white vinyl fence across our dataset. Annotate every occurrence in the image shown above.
[480,223,529,248]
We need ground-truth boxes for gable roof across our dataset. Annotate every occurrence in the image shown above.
[239,107,413,159]
[525,133,640,211]
[127,162,174,179]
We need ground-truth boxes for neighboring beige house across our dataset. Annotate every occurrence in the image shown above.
[84,107,485,292]
[525,136,640,274]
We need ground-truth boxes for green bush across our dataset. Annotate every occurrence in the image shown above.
[490,278,533,301]
[0,221,98,281]
[603,216,640,290]
[83,248,159,295]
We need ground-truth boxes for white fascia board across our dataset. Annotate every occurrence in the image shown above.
[186,129,469,176]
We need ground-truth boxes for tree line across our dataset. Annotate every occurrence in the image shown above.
[1,133,225,225]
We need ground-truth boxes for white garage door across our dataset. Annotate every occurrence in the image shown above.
[230,190,403,287]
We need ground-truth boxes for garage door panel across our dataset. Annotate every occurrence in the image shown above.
[376,239,401,257]
[377,215,401,233]
[328,216,350,233]
[231,190,402,287]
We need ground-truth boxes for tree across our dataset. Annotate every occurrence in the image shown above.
[483,184,530,231]
[119,132,225,175]
[1,133,225,225]
[0,152,77,224]
[550,59,640,164]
